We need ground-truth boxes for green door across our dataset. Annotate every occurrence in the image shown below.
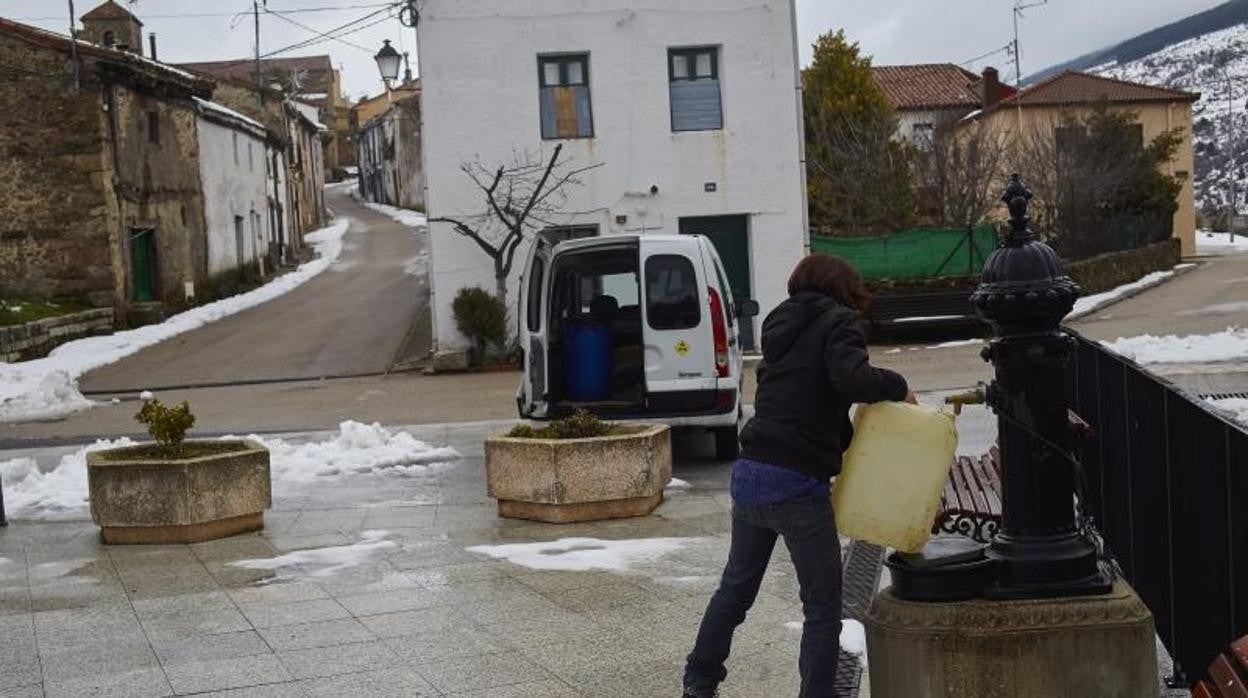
[679,215,754,350]
[130,228,155,303]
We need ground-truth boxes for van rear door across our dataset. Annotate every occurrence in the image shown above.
[640,238,717,412]
[518,237,552,417]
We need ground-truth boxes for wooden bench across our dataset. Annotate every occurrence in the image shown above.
[933,446,1002,544]
[1194,635,1248,698]
[868,290,981,337]
[932,411,1094,544]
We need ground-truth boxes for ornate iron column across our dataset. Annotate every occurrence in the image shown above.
[971,174,1109,599]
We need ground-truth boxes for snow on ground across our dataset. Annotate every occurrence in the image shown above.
[465,537,703,572]
[1207,397,1248,428]
[666,478,691,489]
[0,219,350,423]
[230,530,398,577]
[1103,327,1248,364]
[785,619,868,666]
[1067,264,1193,320]
[0,421,459,520]
[1197,231,1248,254]
[359,199,428,230]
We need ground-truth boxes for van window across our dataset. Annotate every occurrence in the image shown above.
[645,255,700,330]
[527,256,545,332]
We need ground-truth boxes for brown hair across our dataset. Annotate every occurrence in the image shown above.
[787,254,872,312]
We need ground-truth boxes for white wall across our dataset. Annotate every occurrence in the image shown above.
[418,0,807,351]
[197,116,270,278]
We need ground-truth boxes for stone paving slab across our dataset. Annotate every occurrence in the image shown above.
[0,421,838,697]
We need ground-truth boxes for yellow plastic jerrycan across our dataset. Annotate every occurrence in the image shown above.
[831,401,958,553]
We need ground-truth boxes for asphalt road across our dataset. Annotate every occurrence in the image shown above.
[80,185,430,393]
[5,246,1247,447]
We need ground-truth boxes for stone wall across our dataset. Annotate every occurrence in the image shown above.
[0,308,115,362]
[0,32,116,307]
[1067,239,1182,295]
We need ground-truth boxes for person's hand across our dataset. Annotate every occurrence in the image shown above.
[904,390,918,405]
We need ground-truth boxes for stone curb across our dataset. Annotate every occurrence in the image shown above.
[1065,262,1201,322]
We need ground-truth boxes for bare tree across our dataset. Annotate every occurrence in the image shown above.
[915,116,1010,228]
[431,144,602,301]
[806,109,918,235]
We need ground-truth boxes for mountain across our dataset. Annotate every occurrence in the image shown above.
[1026,0,1248,84]
[1030,0,1248,217]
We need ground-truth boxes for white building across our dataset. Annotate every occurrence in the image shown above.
[417,0,808,352]
[195,98,275,286]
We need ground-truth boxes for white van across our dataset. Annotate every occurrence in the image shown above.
[516,234,759,458]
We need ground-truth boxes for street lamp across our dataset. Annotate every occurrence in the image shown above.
[374,39,402,84]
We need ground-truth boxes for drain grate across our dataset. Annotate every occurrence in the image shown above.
[1201,391,1248,401]
[834,540,885,697]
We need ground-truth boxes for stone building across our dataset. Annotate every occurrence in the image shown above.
[0,15,214,323]
[286,102,329,239]
[177,55,354,176]
[357,91,424,211]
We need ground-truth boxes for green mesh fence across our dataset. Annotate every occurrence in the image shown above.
[809,226,999,280]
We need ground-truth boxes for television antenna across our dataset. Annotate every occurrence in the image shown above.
[1013,0,1047,83]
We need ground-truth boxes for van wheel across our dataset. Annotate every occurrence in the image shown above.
[714,426,740,460]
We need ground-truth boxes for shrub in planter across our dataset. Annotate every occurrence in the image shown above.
[488,414,672,523]
[452,287,507,367]
[87,399,272,544]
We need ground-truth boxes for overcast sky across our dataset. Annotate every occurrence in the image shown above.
[0,0,1226,101]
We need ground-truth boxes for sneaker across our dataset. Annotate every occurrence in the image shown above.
[682,688,718,698]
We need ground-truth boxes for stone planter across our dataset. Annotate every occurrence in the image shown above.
[87,440,271,544]
[485,423,672,523]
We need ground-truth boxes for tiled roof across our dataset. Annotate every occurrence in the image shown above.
[178,55,334,84]
[1001,70,1199,108]
[871,64,983,110]
[81,0,142,25]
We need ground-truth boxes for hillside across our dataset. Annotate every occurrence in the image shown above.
[1090,21,1248,217]
[1027,0,1248,84]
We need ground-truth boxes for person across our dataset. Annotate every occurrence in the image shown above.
[683,253,915,698]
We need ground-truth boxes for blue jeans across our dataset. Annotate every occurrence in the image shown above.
[684,494,843,697]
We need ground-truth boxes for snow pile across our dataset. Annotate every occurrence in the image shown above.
[403,251,430,277]
[231,530,397,577]
[261,421,459,483]
[666,478,691,489]
[784,619,868,667]
[0,438,134,519]
[1197,231,1248,254]
[360,200,428,230]
[0,219,350,423]
[1103,327,1248,364]
[1207,398,1248,427]
[1068,267,1186,320]
[0,422,458,520]
[465,537,702,572]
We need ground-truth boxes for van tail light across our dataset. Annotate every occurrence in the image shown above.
[708,287,730,378]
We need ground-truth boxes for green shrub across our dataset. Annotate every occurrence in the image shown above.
[452,287,507,366]
[507,424,536,438]
[135,398,196,457]
[547,409,610,439]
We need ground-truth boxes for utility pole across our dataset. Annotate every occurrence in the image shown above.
[1228,71,1238,241]
[254,0,264,110]
[67,0,81,92]
[1012,0,1048,83]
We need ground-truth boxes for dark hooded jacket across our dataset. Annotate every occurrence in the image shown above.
[739,292,908,481]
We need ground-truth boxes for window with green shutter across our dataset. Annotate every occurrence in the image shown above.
[538,54,593,139]
[669,47,722,132]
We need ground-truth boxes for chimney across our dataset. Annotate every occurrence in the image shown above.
[148,33,157,61]
[982,66,1004,109]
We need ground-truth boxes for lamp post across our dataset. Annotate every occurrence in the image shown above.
[971,174,1110,599]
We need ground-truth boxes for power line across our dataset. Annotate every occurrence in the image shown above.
[960,43,1014,69]
[13,4,395,22]
[265,8,376,55]
[260,6,396,58]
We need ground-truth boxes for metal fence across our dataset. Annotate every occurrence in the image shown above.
[1065,330,1248,684]
[809,225,997,280]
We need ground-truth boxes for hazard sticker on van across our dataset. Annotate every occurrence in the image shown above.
[675,340,691,357]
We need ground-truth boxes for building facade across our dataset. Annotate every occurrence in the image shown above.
[965,71,1199,255]
[872,64,1014,143]
[357,92,424,211]
[417,0,808,352]
[0,16,214,322]
[195,99,273,287]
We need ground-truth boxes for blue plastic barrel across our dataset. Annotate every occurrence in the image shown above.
[564,322,612,402]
